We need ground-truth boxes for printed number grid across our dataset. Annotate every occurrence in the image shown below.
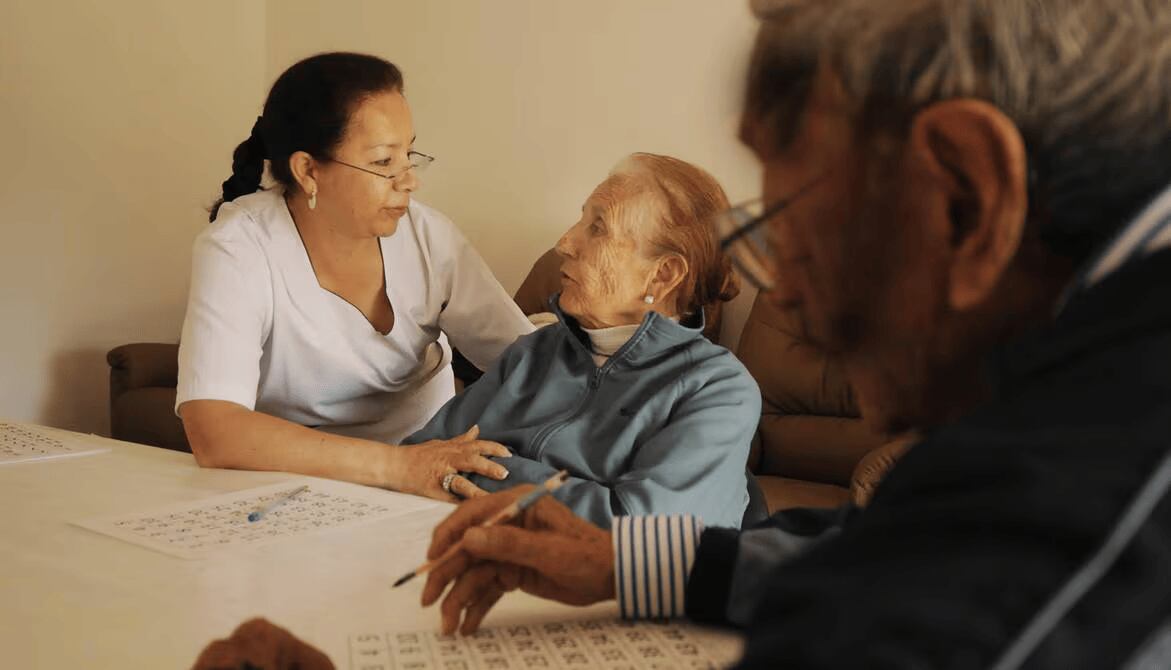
[0,422,83,462]
[106,487,392,555]
[349,619,743,670]
[72,480,429,559]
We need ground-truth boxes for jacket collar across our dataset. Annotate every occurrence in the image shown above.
[546,293,707,367]
[994,247,1171,385]
[1056,182,1171,313]
[994,182,1171,387]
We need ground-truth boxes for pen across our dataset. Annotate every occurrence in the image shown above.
[247,484,309,522]
[392,470,570,588]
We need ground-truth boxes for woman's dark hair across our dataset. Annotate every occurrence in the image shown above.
[209,52,404,222]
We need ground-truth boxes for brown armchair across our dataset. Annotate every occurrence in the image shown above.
[736,293,900,511]
[107,343,188,452]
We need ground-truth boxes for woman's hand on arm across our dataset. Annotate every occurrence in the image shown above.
[180,401,510,502]
[395,425,511,501]
[421,487,616,634]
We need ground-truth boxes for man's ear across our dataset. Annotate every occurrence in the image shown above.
[907,99,1028,311]
[288,151,320,197]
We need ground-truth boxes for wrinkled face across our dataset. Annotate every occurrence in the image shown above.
[555,175,663,329]
[313,89,419,238]
[744,77,957,433]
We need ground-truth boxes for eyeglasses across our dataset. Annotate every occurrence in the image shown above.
[327,150,436,182]
[714,171,829,291]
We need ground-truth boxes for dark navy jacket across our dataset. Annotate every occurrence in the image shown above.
[688,246,1171,669]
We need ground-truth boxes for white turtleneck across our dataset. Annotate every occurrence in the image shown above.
[581,316,679,367]
[580,324,642,366]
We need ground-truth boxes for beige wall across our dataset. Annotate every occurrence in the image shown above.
[0,1,266,432]
[265,0,763,322]
[2,1,761,434]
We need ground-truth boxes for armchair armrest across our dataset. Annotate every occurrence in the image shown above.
[107,343,179,399]
[107,342,189,453]
[849,433,918,507]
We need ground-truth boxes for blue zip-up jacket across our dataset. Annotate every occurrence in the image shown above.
[405,295,762,529]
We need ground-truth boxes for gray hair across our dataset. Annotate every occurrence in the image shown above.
[747,0,1171,260]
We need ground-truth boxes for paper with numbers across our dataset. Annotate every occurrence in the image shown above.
[348,619,744,669]
[74,479,439,559]
[0,422,109,465]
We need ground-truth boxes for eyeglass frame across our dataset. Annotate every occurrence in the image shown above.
[717,170,831,290]
[325,150,436,182]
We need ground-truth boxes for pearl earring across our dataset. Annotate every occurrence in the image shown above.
[308,190,317,210]
[644,295,655,304]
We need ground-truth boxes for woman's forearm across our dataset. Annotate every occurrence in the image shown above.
[180,399,406,488]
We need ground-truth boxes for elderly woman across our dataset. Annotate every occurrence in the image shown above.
[406,153,762,528]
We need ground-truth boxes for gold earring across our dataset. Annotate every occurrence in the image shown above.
[308,190,317,210]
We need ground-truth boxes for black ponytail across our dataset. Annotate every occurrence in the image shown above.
[210,117,267,221]
[208,53,404,223]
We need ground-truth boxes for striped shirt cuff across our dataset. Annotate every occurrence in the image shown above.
[611,515,704,620]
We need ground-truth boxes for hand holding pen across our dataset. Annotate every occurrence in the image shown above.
[415,472,618,635]
[394,471,570,587]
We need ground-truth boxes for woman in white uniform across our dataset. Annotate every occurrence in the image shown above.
[177,53,534,501]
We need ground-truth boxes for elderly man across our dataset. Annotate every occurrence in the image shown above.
[197,0,1171,668]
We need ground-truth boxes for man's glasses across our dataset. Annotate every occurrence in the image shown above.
[714,172,829,291]
[327,150,436,182]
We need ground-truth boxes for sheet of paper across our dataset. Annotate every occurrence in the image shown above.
[0,422,109,465]
[347,618,744,669]
[74,479,440,559]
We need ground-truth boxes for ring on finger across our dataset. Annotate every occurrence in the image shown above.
[441,472,458,494]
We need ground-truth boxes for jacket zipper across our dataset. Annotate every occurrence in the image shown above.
[530,365,605,460]
[528,318,651,460]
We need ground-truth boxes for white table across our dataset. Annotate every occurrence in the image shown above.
[0,427,615,668]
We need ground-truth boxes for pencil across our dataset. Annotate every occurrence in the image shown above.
[392,470,570,588]
[247,484,309,522]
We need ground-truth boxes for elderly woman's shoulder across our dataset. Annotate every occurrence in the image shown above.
[510,317,568,351]
[682,337,761,394]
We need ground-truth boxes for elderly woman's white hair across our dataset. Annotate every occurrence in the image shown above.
[746,0,1171,262]
[602,152,740,316]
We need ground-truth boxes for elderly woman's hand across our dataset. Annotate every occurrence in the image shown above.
[191,618,333,670]
[396,426,512,502]
[421,487,616,634]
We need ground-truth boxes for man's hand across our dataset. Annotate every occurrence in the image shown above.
[191,618,333,670]
[422,487,617,635]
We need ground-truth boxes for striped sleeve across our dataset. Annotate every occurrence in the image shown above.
[611,515,704,620]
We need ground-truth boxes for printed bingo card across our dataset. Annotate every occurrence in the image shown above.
[348,618,744,669]
[74,479,439,559]
[0,421,108,465]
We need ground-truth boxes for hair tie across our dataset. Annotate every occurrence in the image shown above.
[249,116,268,159]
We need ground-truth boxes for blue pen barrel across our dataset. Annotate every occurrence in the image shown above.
[246,485,309,523]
